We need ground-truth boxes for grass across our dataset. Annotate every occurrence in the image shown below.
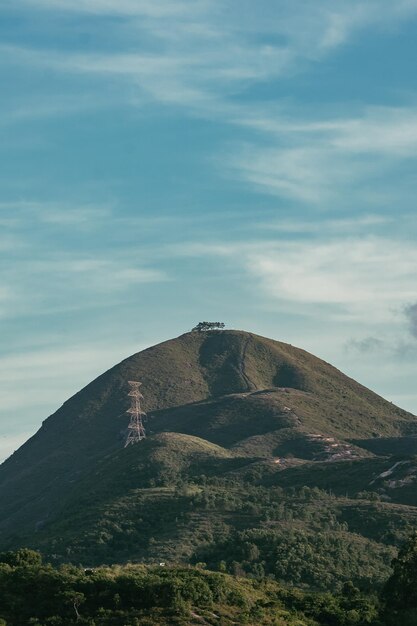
[1,329,417,593]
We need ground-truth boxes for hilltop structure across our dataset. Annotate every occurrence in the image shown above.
[124,381,146,447]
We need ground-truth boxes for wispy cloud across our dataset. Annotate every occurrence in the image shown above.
[0,286,16,320]
[405,302,417,339]
[8,0,205,18]
[0,254,167,321]
[329,108,417,156]
[2,0,417,210]
[177,234,417,322]
[229,145,345,204]
[3,2,417,112]
[0,42,290,110]
[0,94,109,127]
[50,258,166,290]
[285,0,417,51]
[15,0,416,54]
[0,341,148,462]
[346,336,386,354]
[345,335,417,359]
[255,215,392,234]
[2,0,417,435]
[0,344,135,398]
[244,237,417,319]
[0,199,170,322]
[227,106,417,204]
[0,200,113,226]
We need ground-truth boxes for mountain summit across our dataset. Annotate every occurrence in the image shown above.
[1,330,417,584]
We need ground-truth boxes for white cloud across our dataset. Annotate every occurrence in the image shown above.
[0,94,108,127]
[245,238,417,317]
[2,0,417,435]
[0,42,290,110]
[179,235,417,322]
[0,200,112,225]
[271,0,417,53]
[3,1,417,114]
[235,106,417,156]
[2,0,417,211]
[0,258,166,323]
[227,105,417,203]
[58,259,166,290]
[255,215,392,234]
[1,0,202,18]
[230,146,340,204]
[329,108,417,156]
[0,251,166,322]
[0,344,133,390]
[0,200,168,316]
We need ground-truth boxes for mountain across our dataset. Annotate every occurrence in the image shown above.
[1,329,417,590]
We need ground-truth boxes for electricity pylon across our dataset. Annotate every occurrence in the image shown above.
[124,380,146,447]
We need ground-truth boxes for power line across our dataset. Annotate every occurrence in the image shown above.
[124,380,146,447]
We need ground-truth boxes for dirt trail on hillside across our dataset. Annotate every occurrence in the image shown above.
[239,334,255,391]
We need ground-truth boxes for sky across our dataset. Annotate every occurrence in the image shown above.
[2,0,417,461]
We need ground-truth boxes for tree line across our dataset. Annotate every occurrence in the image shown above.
[192,322,225,332]
[2,533,417,624]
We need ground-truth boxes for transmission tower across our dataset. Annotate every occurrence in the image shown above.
[124,380,146,447]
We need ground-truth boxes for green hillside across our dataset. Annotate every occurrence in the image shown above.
[1,329,417,592]
[0,549,382,626]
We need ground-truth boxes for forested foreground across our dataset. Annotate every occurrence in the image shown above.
[1,537,417,626]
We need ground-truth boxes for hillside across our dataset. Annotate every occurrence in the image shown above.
[1,329,417,590]
[0,549,382,626]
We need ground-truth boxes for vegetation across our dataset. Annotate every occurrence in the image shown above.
[1,330,417,605]
[3,433,417,591]
[5,540,417,625]
[16,465,417,592]
[380,532,417,625]
[0,548,381,626]
[192,322,226,332]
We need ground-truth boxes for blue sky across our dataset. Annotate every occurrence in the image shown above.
[2,0,417,461]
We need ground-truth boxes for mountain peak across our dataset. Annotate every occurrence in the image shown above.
[0,329,416,547]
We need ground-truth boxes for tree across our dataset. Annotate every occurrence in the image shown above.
[192,322,225,332]
[0,548,42,568]
[381,532,417,625]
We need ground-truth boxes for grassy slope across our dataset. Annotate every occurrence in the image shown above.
[1,330,417,590]
[1,558,361,626]
[9,431,416,592]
